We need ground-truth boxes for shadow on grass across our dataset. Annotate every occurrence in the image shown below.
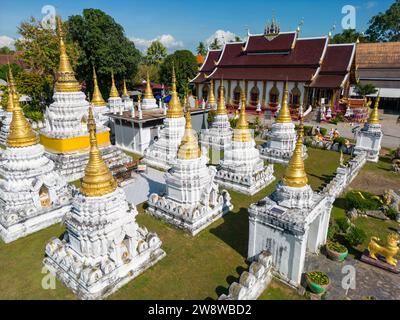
[333,197,348,211]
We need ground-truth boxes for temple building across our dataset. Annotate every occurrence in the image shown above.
[0,75,71,243]
[44,108,165,300]
[39,17,130,182]
[142,67,186,170]
[200,79,232,150]
[147,111,233,235]
[191,20,356,115]
[354,96,383,162]
[214,92,275,195]
[248,120,332,286]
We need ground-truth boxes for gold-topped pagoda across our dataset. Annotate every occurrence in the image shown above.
[282,118,308,188]
[81,107,117,197]
[216,79,227,115]
[166,66,184,118]
[122,79,129,97]
[207,80,216,105]
[177,110,201,160]
[144,72,154,100]
[233,90,251,142]
[276,81,292,123]
[109,71,120,98]
[54,16,80,93]
[91,66,106,107]
[368,95,380,125]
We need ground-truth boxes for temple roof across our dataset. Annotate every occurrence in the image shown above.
[244,32,296,53]
[357,42,400,69]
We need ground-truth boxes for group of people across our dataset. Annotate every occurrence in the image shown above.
[314,126,341,141]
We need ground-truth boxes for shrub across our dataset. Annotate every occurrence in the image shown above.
[345,191,381,211]
[327,224,339,241]
[326,241,347,253]
[320,127,328,136]
[303,125,313,136]
[336,217,351,233]
[385,207,398,220]
[345,226,367,246]
[334,137,347,147]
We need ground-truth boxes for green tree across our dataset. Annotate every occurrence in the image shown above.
[330,29,365,44]
[233,35,242,42]
[0,63,23,81]
[67,8,141,98]
[354,83,378,97]
[15,17,80,77]
[133,63,160,85]
[196,41,207,56]
[365,0,400,42]
[159,50,198,96]
[145,40,167,65]
[0,46,14,54]
[209,38,222,50]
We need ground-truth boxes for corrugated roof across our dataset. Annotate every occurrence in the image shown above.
[357,42,400,69]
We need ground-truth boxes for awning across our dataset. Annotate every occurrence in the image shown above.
[350,86,400,98]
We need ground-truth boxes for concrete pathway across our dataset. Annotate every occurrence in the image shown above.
[123,167,166,206]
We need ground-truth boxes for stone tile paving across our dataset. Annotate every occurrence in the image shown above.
[304,253,400,300]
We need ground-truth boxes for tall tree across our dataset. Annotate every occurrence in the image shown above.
[330,29,365,44]
[133,63,160,85]
[209,38,222,50]
[365,0,400,42]
[0,46,14,54]
[0,63,23,81]
[145,40,167,66]
[67,8,141,98]
[159,50,198,96]
[196,42,207,56]
[15,17,80,77]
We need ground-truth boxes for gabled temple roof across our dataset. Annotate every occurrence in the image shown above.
[244,32,297,53]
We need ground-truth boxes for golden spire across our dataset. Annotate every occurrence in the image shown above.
[7,64,19,108]
[81,107,117,197]
[144,72,154,99]
[216,79,227,115]
[122,79,129,97]
[6,78,39,148]
[282,117,308,188]
[109,71,120,98]
[177,110,201,160]
[233,89,251,142]
[91,66,106,107]
[166,65,184,118]
[54,16,80,92]
[207,80,216,104]
[368,95,380,125]
[276,81,292,123]
[5,76,14,113]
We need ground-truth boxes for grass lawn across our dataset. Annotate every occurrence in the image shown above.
[258,279,305,300]
[0,148,384,299]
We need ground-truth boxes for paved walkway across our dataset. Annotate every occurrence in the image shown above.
[304,253,400,300]
[123,167,166,206]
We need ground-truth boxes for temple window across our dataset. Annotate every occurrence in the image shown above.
[290,86,301,107]
[39,185,51,208]
[233,85,241,105]
[250,86,260,105]
[269,86,279,105]
[202,85,209,101]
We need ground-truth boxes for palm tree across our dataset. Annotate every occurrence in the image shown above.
[196,42,207,56]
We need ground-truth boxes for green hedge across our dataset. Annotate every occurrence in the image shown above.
[345,226,367,246]
[344,191,381,211]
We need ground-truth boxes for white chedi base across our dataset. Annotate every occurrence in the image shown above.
[200,114,232,150]
[108,97,123,114]
[259,122,304,164]
[215,139,275,195]
[354,123,382,163]
[93,105,111,126]
[44,188,166,300]
[147,156,233,235]
[0,143,71,243]
[141,98,158,110]
[142,116,186,170]
[0,111,13,146]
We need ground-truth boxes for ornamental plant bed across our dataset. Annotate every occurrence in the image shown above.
[305,271,330,295]
[326,241,348,262]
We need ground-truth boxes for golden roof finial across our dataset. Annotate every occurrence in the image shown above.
[144,71,154,99]
[122,79,129,97]
[81,107,117,197]
[216,79,227,115]
[109,71,119,98]
[276,81,292,123]
[5,75,14,113]
[54,16,80,93]
[7,64,20,108]
[6,79,39,148]
[368,95,380,125]
[207,79,216,104]
[233,89,251,142]
[91,66,106,107]
[167,65,184,118]
[177,110,201,160]
[282,117,308,188]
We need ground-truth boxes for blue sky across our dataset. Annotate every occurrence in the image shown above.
[0,0,394,52]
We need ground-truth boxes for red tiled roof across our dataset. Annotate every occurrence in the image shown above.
[199,50,221,72]
[320,44,355,73]
[245,32,296,53]
[0,52,27,68]
[310,75,346,88]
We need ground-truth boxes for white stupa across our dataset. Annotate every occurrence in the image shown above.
[141,72,158,110]
[200,79,232,150]
[39,17,130,182]
[107,71,123,114]
[215,92,275,195]
[147,110,233,235]
[354,96,383,162]
[91,66,110,126]
[142,67,186,170]
[44,107,165,300]
[0,74,71,243]
[259,82,306,164]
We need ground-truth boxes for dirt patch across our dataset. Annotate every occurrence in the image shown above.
[349,170,400,195]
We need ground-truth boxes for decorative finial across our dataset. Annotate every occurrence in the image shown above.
[91,66,106,107]
[166,65,184,118]
[368,94,380,125]
[282,116,308,188]
[207,79,216,105]
[233,88,251,142]
[177,110,201,160]
[144,71,154,99]
[276,81,292,123]
[216,78,227,115]
[54,16,80,92]
[122,79,129,97]
[81,107,117,197]
[109,71,119,98]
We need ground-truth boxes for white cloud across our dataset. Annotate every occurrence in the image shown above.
[0,35,15,49]
[205,30,240,47]
[130,34,184,52]
[366,1,377,10]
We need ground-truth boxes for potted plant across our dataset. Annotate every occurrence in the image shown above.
[305,271,330,295]
[326,241,348,262]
